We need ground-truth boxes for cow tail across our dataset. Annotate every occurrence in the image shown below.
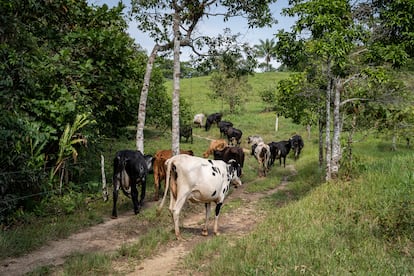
[157,157,173,215]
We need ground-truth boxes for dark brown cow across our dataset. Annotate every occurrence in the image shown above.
[224,127,243,146]
[218,121,233,137]
[213,146,245,177]
[152,149,194,200]
[205,112,222,131]
[180,125,193,143]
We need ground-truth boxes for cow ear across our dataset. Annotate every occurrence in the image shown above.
[228,159,238,169]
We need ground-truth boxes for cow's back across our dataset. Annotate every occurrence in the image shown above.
[154,149,194,181]
[167,155,230,201]
[203,139,228,157]
[114,150,148,179]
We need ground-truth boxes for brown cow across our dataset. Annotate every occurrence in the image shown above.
[202,139,228,158]
[152,149,194,200]
[213,146,245,177]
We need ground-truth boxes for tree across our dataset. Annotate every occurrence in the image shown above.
[208,48,255,113]
[130,0,277,154]
[277,0,413,180]
[278,0,361,180]
[254,38,278,72]
[355,0,414,67]
[0,0,162,217]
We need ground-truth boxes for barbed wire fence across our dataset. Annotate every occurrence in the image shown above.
[0,154,112,220]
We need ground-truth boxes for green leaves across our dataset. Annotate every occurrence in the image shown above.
[0,0,156,201]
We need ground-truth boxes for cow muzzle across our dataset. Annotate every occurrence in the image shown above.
[232,177,242,188]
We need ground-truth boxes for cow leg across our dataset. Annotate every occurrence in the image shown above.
[202,203,211,236]
[131,182,140,215]
[168,192,182,239]
[112,189,119,218]
[112,176,120,218]
[213,202,223,235]
[170,193,189,240]
[139,177,146,206]
[154,175,160,201]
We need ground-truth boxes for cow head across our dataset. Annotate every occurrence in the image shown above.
[247,135,263,145]
[227,159,242,187]
[205,120,212,131]
[144,154,154,174]
[290,135,304,159]
[251,143,258,156]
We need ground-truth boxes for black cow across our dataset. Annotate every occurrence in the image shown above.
[290,135,304,160]
[112,150,152,218]
[218,121,233,137]
[268,140,291,167]
[205,112,222,131]
[224,126,243,146]
[180,125,193,143]
[213,146,245,177]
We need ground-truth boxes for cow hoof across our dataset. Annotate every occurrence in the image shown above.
[214,232,220,236]
[201,229,209,236]
[176,235,186,241]
[111,215,117,219]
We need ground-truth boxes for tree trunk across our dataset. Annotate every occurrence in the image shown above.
[331,78,342,179]
[101,154,108,202]
[318,117,324,169]
[318,82,324,169]
[325,60,332,181]
[275,114,279,132]
[136,45,160,153]
[346,109,357,176]
[171,12,181,156]
[392,128,397,151]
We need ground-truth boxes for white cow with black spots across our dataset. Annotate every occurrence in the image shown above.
[253,142,271,177]
[157,154,242,240]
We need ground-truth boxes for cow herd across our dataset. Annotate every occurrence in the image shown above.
[110,112,304,239]
[248,134,304,177]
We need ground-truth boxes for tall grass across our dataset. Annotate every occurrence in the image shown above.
[183,141,414,275]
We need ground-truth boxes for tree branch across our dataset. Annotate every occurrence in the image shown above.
[340,97,370,106]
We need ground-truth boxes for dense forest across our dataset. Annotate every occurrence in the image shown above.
[0,0,171,222]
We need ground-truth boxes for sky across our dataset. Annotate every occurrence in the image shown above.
[87,0,296,69]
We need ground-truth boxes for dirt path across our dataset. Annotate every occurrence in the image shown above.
[0,165,296,276]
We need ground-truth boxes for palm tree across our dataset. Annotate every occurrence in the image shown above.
[254,38,277,72]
